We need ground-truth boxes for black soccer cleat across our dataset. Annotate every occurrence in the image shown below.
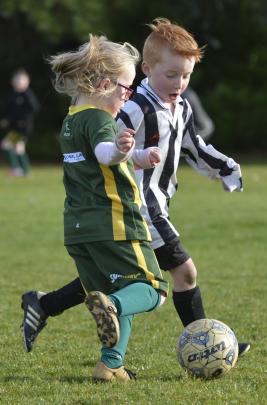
[21,291,48,352]
[238,342,250,357]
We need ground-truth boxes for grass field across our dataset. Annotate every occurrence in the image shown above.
[0,163,266,405]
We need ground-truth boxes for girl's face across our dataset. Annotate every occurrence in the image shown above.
[104,64,136,117]
[142,47,195,104]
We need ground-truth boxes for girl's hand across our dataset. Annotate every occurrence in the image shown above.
[115,128,135,153]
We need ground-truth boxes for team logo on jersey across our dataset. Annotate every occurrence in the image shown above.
[148,132,160,146]
[64,122,71,137]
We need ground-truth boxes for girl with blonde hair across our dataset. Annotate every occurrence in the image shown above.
[22,34,168,382]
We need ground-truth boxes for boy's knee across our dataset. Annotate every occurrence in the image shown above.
[171,259,197,288]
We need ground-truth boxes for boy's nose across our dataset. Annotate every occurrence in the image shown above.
[175,77,183,90]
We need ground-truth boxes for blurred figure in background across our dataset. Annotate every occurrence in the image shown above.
[0,68,40,176]
[182,86,214,141]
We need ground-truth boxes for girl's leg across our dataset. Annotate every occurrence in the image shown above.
[101,314,133,368]
[109,282,161,316]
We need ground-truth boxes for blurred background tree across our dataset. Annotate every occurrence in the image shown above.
[0,0,267,161]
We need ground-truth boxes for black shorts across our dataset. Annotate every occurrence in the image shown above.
[154,238,190,271]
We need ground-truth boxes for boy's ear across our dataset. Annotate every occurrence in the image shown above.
[141,61,150,77]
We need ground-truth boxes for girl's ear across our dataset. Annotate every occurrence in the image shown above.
[141,61,151,77]
[98,78,111,91]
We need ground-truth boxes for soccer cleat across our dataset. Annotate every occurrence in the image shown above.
[92,361,136,382]
[85,291,120,348]
[238,342,250,357]
[21,291,48,352]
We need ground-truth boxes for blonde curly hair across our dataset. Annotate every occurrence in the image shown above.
[49,34,140,99]
[143,18,205,66]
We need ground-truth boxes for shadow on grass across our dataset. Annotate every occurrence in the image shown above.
[60,375,184,384]
[145,374,184,382]
[1,373,185,385]
[79,360,96,367]
[59,376,90,384]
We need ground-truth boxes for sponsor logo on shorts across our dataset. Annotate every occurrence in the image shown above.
[110,272,142,283]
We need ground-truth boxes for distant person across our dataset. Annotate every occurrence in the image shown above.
[0,68,40,176]
[182,86,214,141]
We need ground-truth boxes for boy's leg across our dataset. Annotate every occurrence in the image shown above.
[40,278,85,316]
[154,239,205,327]
[155,238,250,357]
[172,283,206,326]
[20,278,85,352]
[171,258,206,326]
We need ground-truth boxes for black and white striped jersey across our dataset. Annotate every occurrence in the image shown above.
[117,78,242,249]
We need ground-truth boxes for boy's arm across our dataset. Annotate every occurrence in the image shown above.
[181,129,243,192]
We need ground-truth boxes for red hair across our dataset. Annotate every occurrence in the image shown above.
[143,18,205,65]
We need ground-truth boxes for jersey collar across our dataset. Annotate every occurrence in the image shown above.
[138,78,184,110]
[68,104,96,115]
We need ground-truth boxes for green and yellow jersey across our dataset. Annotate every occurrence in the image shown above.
[59,105,151,245]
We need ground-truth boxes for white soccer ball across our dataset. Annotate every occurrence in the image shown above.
[176,318,238,379]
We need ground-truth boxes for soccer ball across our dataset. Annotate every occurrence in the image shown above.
[176,319,238,379]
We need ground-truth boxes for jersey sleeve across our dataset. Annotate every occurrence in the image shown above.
[82,109,117,151]
[181,101,243,192]
[116,100,144,133]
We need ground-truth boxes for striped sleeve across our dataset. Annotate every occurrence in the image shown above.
[181,101,243,191]
[117,100,144,133]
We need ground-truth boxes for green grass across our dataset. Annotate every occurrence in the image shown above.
[0,163,266,405]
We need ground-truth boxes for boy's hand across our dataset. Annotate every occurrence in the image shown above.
[115,128,135,153]
[221,164,243,192]
[132,147,161,170]
[148,147,161,167]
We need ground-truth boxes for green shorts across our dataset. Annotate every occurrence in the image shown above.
[66,240,168,296]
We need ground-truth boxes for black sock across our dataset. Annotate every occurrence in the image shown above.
[40,278,85,316]
[172,286,206,327]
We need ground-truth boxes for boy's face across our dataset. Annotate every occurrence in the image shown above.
[142,47,195,104]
